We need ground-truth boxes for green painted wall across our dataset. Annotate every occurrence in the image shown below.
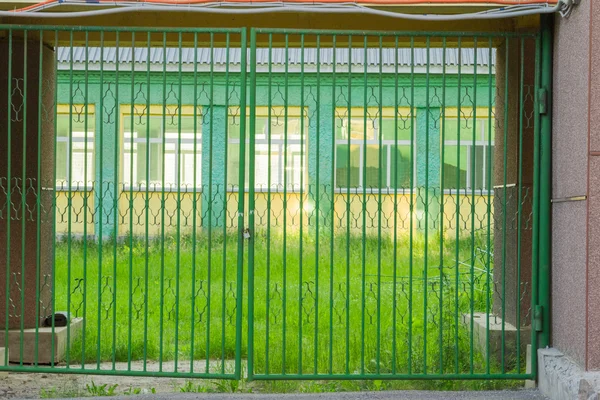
[56,71,495,234]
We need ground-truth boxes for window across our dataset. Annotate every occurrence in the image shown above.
[56,106,95,190]
[122,106,202,190]
[227,107,308,191]
[442,110,494,192]
[334,107,414,191]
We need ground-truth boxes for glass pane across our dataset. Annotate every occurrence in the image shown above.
[443,145,468,190]
[56,112,95,138]
[391,146,412,189]
[286,144,303,190]
[365,145,383,189]
[180,152,201,188]
[136,143,147,186]
[123,152,136,187]
[228,116,242,140]
[335,144,360,189]
[474,145,485,191]
[164,153,176,187]
[336,117,375,141]
[55,141,68,183]
[227,143,240,188]
[381,118,412,141]
[150,143,162,186]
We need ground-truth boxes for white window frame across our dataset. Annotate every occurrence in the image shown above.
[442,109,494,195]
[121,105,202,192]
[333,107,416,194]
[55,105,95,192]
[227,106,309,193]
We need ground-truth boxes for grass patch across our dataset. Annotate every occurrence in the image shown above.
[52,228,523,385]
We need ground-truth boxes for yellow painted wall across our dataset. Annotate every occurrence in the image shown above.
[56,190,492,237]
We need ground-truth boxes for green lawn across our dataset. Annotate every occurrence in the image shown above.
[54,229,502,377]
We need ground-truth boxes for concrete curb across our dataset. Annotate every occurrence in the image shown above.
[538,348,600,400]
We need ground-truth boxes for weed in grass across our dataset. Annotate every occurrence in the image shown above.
[85,381,118,396]
[40,383,85,399]
[50,229,525,391]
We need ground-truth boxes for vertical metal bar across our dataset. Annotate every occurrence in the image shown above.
[539,14,553,351]
[454,37,462,374]
[127,31,136,372]
[345,34,352,376]
[298,32,305,376]
[282,33,289,375]
[65,31,72,368]
[530,33,542,378]
[112,30,120,371]
[439,36,447,375]
[470,38,478,375]
[82,29,90,369]
[329,34,337,375]
[314,33,321,376]
[485,36,494,375]
[516,37,525,374]
[501,38,510,373]
[265,32,273,376]
[34,29,44,367]
[190,31,199,375]
[158,31,167,372]
[242,27,252,380]
[423,36,430,375]
[50,30,58,368]
[361,35,367,376]
[3,27,12,370]
[205,31,214,376]
[376,35,383,375]
[221,32,230,376]
[144,30,151,371]
[175,30,183,374]
[408,36,415,375]
[19,29,28,367]
[96,30,105,370]
[391,34,399,376]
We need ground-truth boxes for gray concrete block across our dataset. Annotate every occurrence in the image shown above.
[0,317,82,364]
[462,312,530,368]
[538,347,600,400]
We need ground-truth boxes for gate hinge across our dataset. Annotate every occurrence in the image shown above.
[533,305,543,332]
[538,88,548,115]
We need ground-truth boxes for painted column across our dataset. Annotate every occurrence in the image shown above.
[415,107,441,230]
[95,79,118,240]
[308,93,334,228]
[201,105,227,228]
[0,39,55,331]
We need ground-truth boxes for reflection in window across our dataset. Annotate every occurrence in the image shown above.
[334,109,413,190]
[122,111,202,189]
[442,116,494,192]
[227,107,308,191]
[56,110,95,189]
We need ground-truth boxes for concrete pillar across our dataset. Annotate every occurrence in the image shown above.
[202,105,227,227]
[0,39,55,329]
[493,38,536,329]
[308,96,334,227]
[415,107,441,230]
[94,98,117,240]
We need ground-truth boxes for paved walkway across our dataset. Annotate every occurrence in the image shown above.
[76,390,547,400]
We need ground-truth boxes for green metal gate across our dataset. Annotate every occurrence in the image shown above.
[245,27,550,381]
[0,23,551,381]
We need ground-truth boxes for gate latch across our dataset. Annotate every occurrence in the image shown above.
[243,228,251,240]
